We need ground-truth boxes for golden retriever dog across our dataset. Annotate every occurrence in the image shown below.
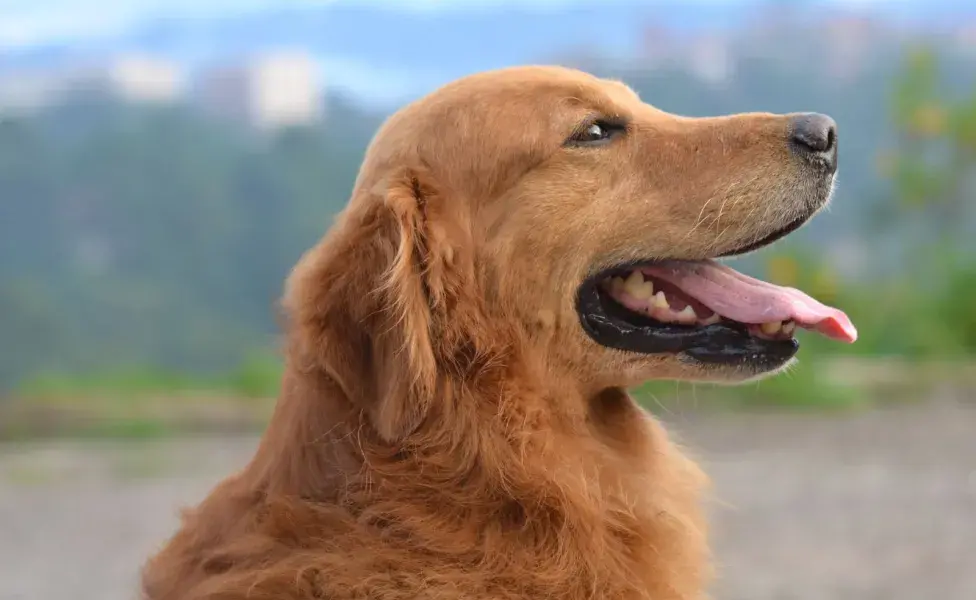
[142,66,856,600]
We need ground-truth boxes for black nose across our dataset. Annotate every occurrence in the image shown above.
[789,113,837,172]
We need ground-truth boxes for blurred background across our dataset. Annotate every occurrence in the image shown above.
[0,1,974,599]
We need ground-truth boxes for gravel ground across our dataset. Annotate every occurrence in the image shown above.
[1,397,973,600]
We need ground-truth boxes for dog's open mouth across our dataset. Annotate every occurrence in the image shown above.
[576,259,857,368]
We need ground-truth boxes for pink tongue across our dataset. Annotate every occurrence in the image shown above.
[641,260,857,343]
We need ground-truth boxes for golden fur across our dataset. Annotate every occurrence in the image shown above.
[143,66,825,600]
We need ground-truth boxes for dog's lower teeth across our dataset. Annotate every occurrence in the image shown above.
[700,313,721,326]
[652,290,670,310]
[754,320,797,338]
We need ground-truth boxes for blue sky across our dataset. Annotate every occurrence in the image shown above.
[0,0,906,48]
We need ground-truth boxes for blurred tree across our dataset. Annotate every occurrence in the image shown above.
[883,46,976,247]
[870,47,976,354]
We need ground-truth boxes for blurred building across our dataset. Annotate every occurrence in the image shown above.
[0,54,183,114]
[195,51,323,130]
[640,24,677,70]
[102,55,185,103]
[685,33,735,86]
[953,20,976,56]
[822,14,877,83]
[636,25,735,85]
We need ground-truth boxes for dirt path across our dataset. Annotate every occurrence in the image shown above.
[1,398,973,600]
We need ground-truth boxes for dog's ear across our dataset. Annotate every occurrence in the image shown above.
[284,166,477,444]
[368,167,478,442]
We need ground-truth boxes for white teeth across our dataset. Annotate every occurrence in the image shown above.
[623,271,653,299]
[700,313,721,326]
[676,305,697,323]
[782,321,796,335]
[652,290,670,310]
[760,321,782,335]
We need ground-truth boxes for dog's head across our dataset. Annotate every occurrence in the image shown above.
[286,66,856,441]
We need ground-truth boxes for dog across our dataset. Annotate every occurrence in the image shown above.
[142,65,855,600]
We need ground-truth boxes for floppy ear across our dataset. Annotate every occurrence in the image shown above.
[369,167,478,441]
[284,165,476,444]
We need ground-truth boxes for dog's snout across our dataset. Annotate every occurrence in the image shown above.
[789,113,837,172]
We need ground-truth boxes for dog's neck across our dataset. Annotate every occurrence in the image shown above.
[240,351,709,599]
[247,348,573,497]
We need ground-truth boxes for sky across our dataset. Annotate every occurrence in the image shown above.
[0,0,913,48]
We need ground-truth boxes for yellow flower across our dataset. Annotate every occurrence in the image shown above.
[911,104,947,138]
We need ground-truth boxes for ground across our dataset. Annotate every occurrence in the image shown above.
[1,396,973,600]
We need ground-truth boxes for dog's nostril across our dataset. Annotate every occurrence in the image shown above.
[789,113,837,154]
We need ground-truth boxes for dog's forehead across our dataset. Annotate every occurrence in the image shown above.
[439,67,643,120]
[525,77,634,114]
[562,79,642,117]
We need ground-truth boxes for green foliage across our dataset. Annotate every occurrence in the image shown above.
[883,46,976,242]
[18,367,212,397]
[891,46,940,127]
[3,359,281,440]
[933,262,976,353]
[227,354,284,399]
[17,355,285,400]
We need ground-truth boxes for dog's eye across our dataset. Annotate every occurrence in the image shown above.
[566,119,626,147]
[581,123,609,141]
